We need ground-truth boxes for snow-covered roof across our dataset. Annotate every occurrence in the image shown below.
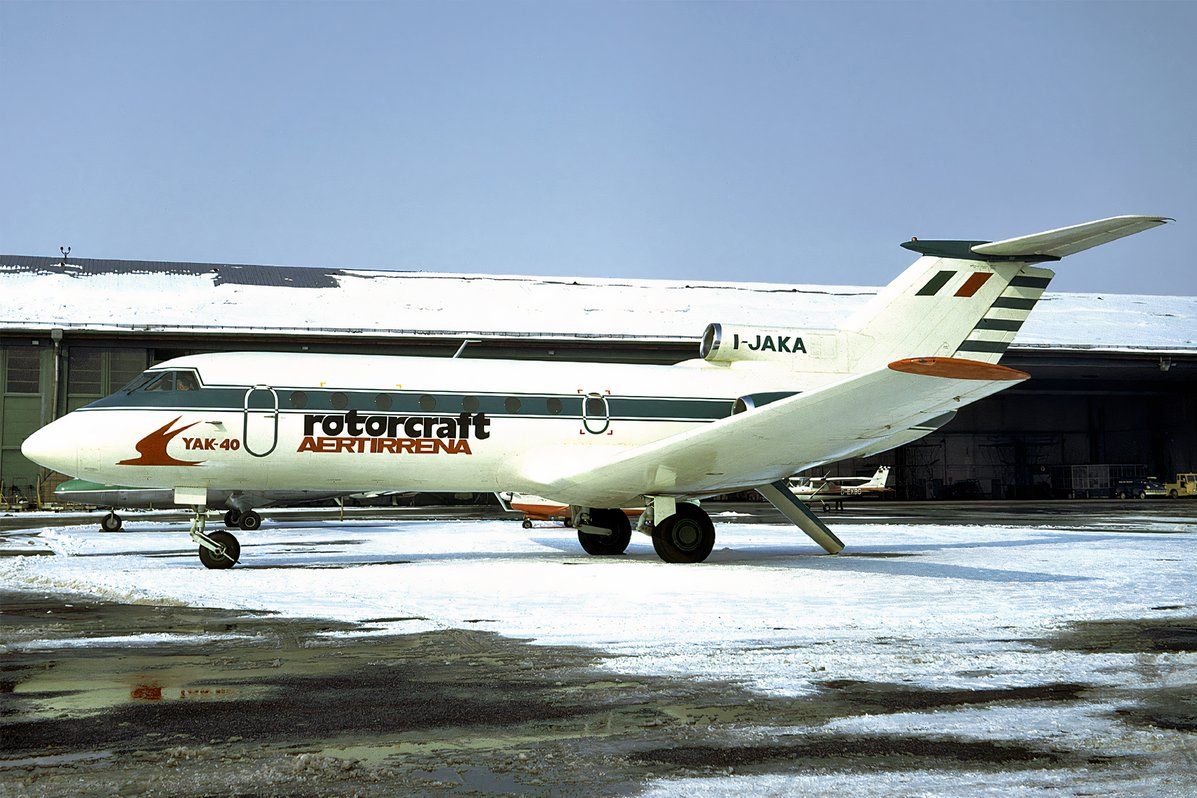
[2,256,1194,353]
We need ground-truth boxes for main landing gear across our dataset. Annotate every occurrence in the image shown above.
[650,503,716,564]
[223,508,262,531]
[191,508,240,569]
[99,512,123,533]
[573,502,718,563]
[574,508,633,556]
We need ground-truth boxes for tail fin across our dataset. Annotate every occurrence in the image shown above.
[844,215,1170,368]
[865,465,890,489]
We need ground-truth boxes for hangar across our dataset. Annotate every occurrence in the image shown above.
[2,254,1194,502]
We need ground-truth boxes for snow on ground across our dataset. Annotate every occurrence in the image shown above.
[3,515,1195,794]
[1,517,1193,695]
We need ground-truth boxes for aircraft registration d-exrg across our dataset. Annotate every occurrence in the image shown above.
[22,215,1170,569]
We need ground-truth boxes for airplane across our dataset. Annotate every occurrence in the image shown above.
[496,490,643,529]
[788,465,892,500]
[20,215,1170,569]
[52,478,358,532]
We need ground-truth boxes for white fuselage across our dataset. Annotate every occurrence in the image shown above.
[24,350,840,506]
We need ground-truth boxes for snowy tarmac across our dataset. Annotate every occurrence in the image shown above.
[2,504,1195,796]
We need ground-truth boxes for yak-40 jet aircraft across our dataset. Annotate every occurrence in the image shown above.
[22,215,1170,568]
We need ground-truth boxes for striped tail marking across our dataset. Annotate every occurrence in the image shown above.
[954,267,1054,362]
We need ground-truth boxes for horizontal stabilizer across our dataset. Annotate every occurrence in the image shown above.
[970,215,1171,259]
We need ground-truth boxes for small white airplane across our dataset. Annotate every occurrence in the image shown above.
[21,215,1170,568]
[788,465,892,500]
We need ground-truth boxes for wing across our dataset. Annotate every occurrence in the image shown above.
[519,357,1027,507]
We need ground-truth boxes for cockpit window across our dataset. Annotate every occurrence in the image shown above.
[142,372,175,392]
[119,372,158,393]
[127,370,201,393]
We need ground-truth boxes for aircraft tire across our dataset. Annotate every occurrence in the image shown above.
[100,512,123,533]
[224,509,241,528]
[198,531,240,569]
[578,508,631,555]
[238,510,262,531]
[652,504,715,564]
[521,519,533,529]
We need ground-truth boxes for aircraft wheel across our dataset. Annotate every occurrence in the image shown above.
[521,519,533,529]
[652,503,715,564]
[578,508,631,555]
[238,510,262,531]
[224,509,241,528]
[198,531,240,569]
[100,512,123,532]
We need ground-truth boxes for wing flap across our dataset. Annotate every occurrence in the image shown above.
[521,358,1027,507]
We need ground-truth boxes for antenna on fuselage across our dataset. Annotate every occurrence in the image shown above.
[452,339,479,358]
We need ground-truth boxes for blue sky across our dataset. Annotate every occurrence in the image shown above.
[2,1,1193,294]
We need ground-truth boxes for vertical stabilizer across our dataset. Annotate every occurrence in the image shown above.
[842,216,1169,369]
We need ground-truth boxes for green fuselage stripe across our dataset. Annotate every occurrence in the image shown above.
[78,387,779,422]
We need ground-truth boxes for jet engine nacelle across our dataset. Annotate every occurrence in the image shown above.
[700,323,834,364]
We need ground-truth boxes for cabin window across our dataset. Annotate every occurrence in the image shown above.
[461,396,480,412]
[419,394,436,411]
[330,392,349,410]
[175,372,199,392]
[375,393,393,411]
[505,397,521,414]
[546,397,563,415]
[290,391,308,409]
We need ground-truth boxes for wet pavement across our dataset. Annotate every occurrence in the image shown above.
[2,588,1195,796]
[1,501,1195,796]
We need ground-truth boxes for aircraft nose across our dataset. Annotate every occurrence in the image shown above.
[21,420,76,474]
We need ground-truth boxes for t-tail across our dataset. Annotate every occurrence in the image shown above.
[844,215,1171,369]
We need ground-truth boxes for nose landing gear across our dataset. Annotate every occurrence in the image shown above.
[191,508,240,569]
[99,512,123,533]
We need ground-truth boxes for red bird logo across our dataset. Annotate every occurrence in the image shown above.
[118,417,204,466]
